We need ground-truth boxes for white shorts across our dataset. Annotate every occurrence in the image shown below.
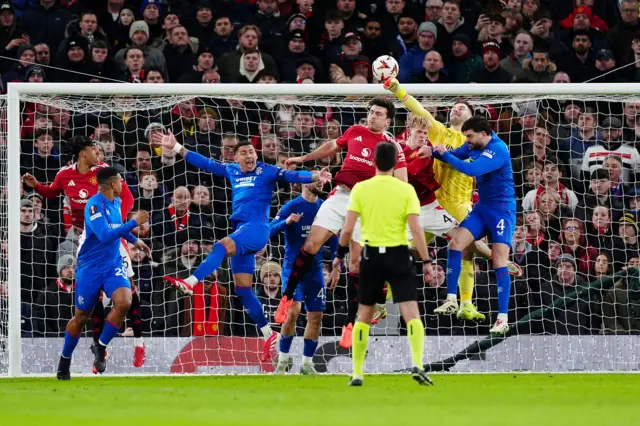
[120,240,135,278]
[314,186,362,242]
[408,201,457,239]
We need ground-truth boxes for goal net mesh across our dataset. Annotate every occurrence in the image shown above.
[5,90,640,375]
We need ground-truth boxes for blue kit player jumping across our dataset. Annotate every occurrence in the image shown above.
[432,116,516,334]
[57,167,151,380]
[153,132,332,361]
[269,180,338,375]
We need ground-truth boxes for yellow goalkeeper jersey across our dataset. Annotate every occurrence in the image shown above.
[428,120,473,204]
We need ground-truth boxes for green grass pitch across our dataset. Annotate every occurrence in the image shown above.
[0,374,638,426]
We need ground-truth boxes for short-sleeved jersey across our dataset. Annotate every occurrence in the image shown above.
[334,125,407,189]
[428,120,474,204]
[441,132,516,211]
[348,175,420,247]
[34,162,134,230]
[77,193,138,272]
[401,143,440,206]
[184,151,313,225]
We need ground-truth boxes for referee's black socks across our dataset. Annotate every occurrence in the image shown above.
[284,248,315,299]
[346,272,359,325]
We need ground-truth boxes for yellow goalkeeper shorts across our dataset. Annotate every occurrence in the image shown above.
[438,200,472,223]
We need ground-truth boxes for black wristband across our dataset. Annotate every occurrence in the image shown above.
[336,244,349,260]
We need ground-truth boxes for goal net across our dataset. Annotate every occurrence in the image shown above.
[3,83,640,377]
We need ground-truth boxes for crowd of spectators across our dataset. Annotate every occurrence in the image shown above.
[2,0,640,340]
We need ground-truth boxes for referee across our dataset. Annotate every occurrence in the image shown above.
[336,142,434,387]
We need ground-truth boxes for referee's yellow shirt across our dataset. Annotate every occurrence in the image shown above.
[348,175,420,247]
[428,120,474,205]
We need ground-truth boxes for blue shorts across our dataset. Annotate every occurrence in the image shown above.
[460,205,515,245]
[282,262,326,312]
[228,222,270,275]
[75,264,131,312]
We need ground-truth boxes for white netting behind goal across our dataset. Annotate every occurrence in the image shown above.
[6,87,640,376]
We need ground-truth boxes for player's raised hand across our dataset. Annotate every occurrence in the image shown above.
[383,77,399,94]
[330,257,342,290]
[434,144,447,155]
[134,239,152,258]
[150,130,177,150]
[422,262,435,283]
[285,213,302,225]
[417,145,433,159]
[285,156,304,169]
[317,167,332,184]
[21,173,38,188]
[132,210,150,226]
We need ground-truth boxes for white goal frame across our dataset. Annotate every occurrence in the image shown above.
[6,81,640,377]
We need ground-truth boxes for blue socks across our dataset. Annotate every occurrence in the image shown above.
[61,331,80,358]
[280,335,294,353]
[303,339,318,358]
[496,266,511,315]
[193,242,227,281]
[446,249,462,296]
[235,286,269,329]
[98,320,119,347]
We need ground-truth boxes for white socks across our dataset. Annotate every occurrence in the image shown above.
[446,293,457,302]
[184,276,198,286]
[497,313,508,323]
[134,337,144,347]
[302,356,313,366]
[260,325,273,339]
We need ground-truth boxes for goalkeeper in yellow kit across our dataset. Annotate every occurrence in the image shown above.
[384,78,522,321]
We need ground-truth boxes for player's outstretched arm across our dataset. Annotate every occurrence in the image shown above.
[86,205,147,244]
[383,78,436,126]
[441,149,503,177]
[269,202,296,237]
[152,131,229,177]
[285,140,341,168]
[278,166,332,185]
[22,172,63,198]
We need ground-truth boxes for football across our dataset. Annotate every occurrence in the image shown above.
[371,55,399,82]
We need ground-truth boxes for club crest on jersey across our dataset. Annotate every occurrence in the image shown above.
[361,147,371,157]
[89,176,97,185]
[256,167,263,175]
[79,189,89,198]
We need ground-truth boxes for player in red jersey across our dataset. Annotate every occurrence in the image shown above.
[275,97,408,342]
[22,136,147,369]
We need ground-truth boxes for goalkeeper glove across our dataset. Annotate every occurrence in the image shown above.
[383,78,407,101]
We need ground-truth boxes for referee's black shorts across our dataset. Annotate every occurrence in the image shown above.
[358,244,416,306]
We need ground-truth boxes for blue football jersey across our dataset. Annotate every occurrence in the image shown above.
[77,193,138,271]
[441,132,516,211]
[184,151,314,225]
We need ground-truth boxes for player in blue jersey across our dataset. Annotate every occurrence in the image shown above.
[432,116,516,334]
[56,167,151,380]
[269,180,338,374]
[153,132,332,360]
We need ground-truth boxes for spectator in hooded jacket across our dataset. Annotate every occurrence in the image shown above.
[190,2,215,45]
[217,25,279,83]
[398,21,437,82]
[23,0,74,49]
[278,30,324,83]
[140,0,163,43]
[556,30,599,83]
[447,33,482,83]
[514,48,557,82]
[54,34,91,82]
[162,25,197,82]
[253,0,286,55]
[178,43,216,83]
[0,2,28,74]
[2,43,34,82]
[32,254,76,337]
[114,20,168,81]
[56,10,109,65]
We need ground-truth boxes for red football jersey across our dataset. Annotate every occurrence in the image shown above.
[402,143,440,206]
[334,125,407,189]
[34,162,134,230]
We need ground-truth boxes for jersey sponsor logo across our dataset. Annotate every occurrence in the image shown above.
[235,176,257,188]
[72,198,89,204]
[361,147,371,157]
[354,136,363,142]
[347,154,373,167]
[68,180,75,186]
[482,150,495,159]
[79,189,89,199]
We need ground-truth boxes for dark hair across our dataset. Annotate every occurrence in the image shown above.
[96,166,119,185]
[66,135,94,161]
[368,96,395,120]
[124,46,144,58]
[34,128,53,140]
[374,142,398,172]
[516,216,527,228]
[461,115,492,134]
[325,10,343,22]
[453,100,475,115]
[144,66,165,80]
[233,139,254,154]
[92,40,108,50]
[80,10,97,21]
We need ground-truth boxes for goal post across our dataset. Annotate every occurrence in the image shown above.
[5,82,640,377]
